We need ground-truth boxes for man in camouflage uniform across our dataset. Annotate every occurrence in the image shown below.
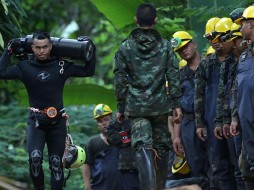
[113,3,182,190]
[230,6,254,189]
[214,19,247,190]
[194,18,236,190]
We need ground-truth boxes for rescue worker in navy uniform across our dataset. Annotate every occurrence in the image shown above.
[0,31,96,190]
[82,104,123,190]
[195,17,220,190]
[194,18,236,190]
[170,31,209,190]
[231,5,254,189]
[214,18,247,190]
[106,117,140,190]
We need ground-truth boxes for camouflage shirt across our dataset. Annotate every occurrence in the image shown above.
[114,28,181,116]
[231,75,238,123]
[194,53,221,128]
[231,46,251,123]
[214,53,237,127]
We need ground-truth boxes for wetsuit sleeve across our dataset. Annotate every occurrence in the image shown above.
[113,45,128,114]
[0,49,22,79]
[165,49,182,110]
[194,59,207,129]
[63,50,96,77]
[214,61,226,128]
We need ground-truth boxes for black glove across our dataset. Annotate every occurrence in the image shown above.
[6,38,20,55]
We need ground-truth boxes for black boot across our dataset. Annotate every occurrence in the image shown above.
[135,147,156,190]
[245,180,254,190]
[155,153,169,190]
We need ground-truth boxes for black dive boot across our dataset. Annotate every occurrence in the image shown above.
[155,153,169,190]
[135,147,157,190]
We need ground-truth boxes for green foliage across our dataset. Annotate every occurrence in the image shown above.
[0,0,27,104]
[0,0,27,47]
[91,0,143,29]
[91,20,131,86]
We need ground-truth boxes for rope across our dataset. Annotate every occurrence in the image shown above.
[62,113,72,186]
[145,147,161,169]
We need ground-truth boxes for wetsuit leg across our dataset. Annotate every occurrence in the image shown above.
[27,115,46,190]
[46,118,67,190]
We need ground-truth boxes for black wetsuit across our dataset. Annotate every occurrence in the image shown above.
[0,49,95,190]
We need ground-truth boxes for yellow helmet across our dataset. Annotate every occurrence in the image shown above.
[206,46,215,57]
[204,17,220,39]
[229,23,242,41]
[235,6,254,24]
[212,17,233,43]
[179,59,187,70]
[93,104,112,119]
[171,31,193,51]
[172,155,190,175]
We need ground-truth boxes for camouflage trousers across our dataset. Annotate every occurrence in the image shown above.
[129,114,171,157]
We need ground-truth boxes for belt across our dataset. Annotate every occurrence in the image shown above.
[183,112,195,120]
[29,107,65,118]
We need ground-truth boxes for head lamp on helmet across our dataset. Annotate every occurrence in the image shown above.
[93,104,113,119]
[171,31,193,51]
[222,23,242,42]
[221,33,232,42]
[235,6,254,24]
[170,37,191,49]
[171,37,182,48]
[211,31,225,43]
[212,17,233,43]
[204,33,213,41]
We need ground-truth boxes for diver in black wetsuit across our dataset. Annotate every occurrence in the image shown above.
[0,31,96,190]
